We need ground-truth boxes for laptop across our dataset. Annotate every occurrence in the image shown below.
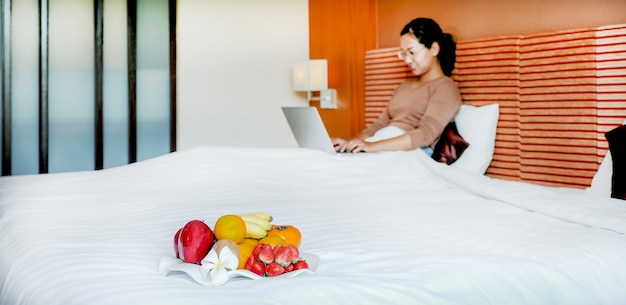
[281,106,346,154]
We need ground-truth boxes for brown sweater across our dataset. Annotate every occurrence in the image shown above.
[363,76,462,149]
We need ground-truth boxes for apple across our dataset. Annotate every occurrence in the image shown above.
[176,220,215,264]
[173,228,182,258]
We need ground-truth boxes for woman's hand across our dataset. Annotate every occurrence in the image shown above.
[331,137,368,153]
[333,133,414,153]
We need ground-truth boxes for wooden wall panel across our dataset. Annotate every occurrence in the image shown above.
[364,48,411,125]
[596,24,626,163]
[454,37,521,181]
[364,37,522,181]
[363,24,626,189]
[308,0,377,139]
[519,28,598,188]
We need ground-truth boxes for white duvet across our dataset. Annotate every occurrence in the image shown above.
[1,147,625,305]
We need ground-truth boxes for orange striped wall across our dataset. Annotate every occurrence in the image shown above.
[310,0,626,141]
[364,24,626,188]
[455,37,522,181]
[308,2,625,188]
[363,49,412,125]
[518,28,598,187]
[596,24,626,158]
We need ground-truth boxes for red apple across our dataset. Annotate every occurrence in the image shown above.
[177,220,215,264]
[173,228,182,258]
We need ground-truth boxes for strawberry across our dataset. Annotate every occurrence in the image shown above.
[274,246,293,267]
[257,244,275,264]
[244,254,256,270]
[272,244,284,256]
[287,244,300,264]
[293,260,309,270]
[285,263,295,272]
[252,243,264,258]
[250,261,265,276]
[265,262,285,277]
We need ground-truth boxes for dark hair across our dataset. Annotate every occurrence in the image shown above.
[400,18,456,76]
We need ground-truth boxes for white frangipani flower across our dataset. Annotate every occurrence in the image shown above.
[200,246,239,285]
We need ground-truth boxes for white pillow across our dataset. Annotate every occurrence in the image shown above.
[450,103,500,174]
[588,152,613,196]
[586,118,626,197]
[365,126,406,142]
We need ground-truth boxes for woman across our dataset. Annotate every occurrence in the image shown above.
[333,18,462,154]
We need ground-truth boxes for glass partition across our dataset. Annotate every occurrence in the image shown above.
[49,0,95,173]
[136,0,169,162]
[1,0,173,175]
[103,0,128,168]
[11,0,39,175]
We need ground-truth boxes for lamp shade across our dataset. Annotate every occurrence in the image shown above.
[292,59,328,91]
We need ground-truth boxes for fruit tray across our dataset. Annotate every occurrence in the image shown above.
[159,253,319,286]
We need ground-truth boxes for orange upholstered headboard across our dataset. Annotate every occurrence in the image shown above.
[365,24,626,188]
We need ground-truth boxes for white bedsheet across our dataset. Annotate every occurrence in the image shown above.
[1,147,625,305]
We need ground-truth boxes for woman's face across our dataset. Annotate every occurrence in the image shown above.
[398,34,439,77]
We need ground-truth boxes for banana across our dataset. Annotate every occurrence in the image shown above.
[249,212,273,222]
[244,221,268,239]
[239,214,271,230]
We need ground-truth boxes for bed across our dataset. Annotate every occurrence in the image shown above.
[1,25,626,305]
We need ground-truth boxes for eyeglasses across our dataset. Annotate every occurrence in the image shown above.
[397,47,426,61]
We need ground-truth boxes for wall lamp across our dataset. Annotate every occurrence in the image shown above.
[292,59,337,109]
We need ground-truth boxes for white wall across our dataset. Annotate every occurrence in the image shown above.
[177,0,310,150]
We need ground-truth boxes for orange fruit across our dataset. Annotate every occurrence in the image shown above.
[267,225,302,248]
[240,238,259,247]
[213,215,246,243]
[258,235,288,247]
[237,242,255,269]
